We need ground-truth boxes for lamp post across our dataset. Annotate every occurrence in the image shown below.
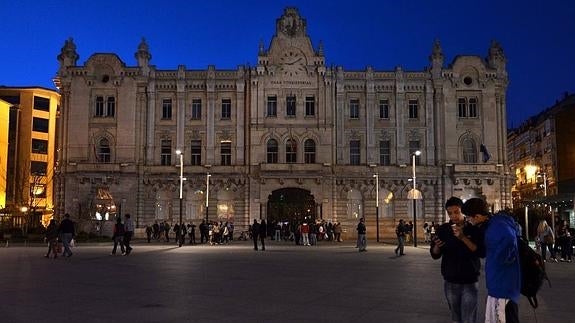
[410,150,421,247]
[205,173,211,224]
[176,150,184,247]
[373,173,379,242]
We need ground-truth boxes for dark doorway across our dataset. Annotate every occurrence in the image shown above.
[267,188,316,224]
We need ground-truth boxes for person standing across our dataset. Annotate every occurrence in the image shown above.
[431,197,483,323]
[557,220,573,262]
[44,219,59,258]
[145,225,152,243]
[536,220,557,262]
[124,213,134,255]
[395,219,407,256]
[357,218,367,252]
[188,223,196,245]
[463,198,520,323]
[111,217,125,255]
[259,219,267,251]
[58,213,75,258]
[252,219,260,251]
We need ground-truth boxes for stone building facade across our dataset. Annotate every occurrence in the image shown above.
[54,8,513,238]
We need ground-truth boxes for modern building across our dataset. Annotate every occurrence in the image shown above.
[0,86,60,229]
[508,92,575,233]
[54,8,512,239]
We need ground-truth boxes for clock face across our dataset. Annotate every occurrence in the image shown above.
[279,49,305,76]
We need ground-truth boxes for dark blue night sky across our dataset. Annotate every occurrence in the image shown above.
[1,0,573,128]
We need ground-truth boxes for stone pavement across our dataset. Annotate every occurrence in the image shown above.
[0,240,572,323]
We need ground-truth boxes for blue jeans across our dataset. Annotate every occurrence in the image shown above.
[444,281,478,323]
[62,233,73,256]
[358,234,366,251]
[395,236,405,255]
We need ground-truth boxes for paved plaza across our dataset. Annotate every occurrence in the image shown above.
[0,240,573,323]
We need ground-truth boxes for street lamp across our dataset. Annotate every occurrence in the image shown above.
[408,150,422,247]
[176,149,184,247]
[205,173,211,223]
[373,173,379,242]
[537,170,553,232]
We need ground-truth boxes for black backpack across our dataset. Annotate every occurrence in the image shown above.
[517,236,551,308]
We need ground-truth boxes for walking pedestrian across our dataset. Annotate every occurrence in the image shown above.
[395,219,407,256]
[44,219,59,258]
[357,218,367,252]
[124,213,134,255]
[58,213,75,258]
[111,217,126,255]
[259,219,267,251]
[252,219,260,251]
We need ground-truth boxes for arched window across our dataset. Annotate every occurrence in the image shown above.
[98,138,111,163]
[286,139,297,163]
[304,139,316,164]
[346,189,363,219]
[267,139,278,163]
[462,138,477,163]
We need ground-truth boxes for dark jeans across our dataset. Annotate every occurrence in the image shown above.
[124,231,133,254]
[444,281,478,323]
[253,235,259,250]
[541,242,556,260]
[395,236,405,255]
[561,237,573,260]
[112,236,125,254]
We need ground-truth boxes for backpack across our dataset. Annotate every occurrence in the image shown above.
[517,236,551,308]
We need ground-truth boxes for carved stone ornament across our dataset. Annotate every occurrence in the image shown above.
[278,7,305,37]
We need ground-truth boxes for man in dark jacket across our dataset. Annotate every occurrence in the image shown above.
[431,197,483,323]
[251,219,260,251]
[58,213,75,257]
[394,219,407,256]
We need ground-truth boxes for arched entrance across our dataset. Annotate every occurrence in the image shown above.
[267,188,316,224]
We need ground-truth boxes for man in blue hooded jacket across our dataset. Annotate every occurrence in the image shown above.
[462,198,520,323]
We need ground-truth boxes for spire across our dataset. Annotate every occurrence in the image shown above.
[258,39,265,55]
[135,37,152,65]
[488,40,506,69]
[429,39,443,78]
[57,37,79,73]
[318,40,324,56]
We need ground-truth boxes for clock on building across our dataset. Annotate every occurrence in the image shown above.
[279,48,305,76]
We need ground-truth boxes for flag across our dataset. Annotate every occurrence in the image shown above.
[480,144,491,163]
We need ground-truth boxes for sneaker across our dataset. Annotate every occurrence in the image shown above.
[568,259,572,263]
[560,258,566,262]
[552,258,558,263]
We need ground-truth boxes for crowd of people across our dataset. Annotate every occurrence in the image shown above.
[40,199,573,322]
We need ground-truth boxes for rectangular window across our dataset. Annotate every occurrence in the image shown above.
[286,96,296,116]
[191,99,202,120]
[33,96,50,112]
[408,100,418,119]
[160,140,172,166]
[305,96,315,116]
[468,98,478,118]
[106,97,116,117]
[379,99,389,119]
[458,98,467,118]
[379,140,391,166]
[32,117,49,133]
[350,140,360,165]
[350,99,359,119]
[267,96,277,117]
[30,183,46,198]
[32,139,48,154]
[221,99,231,119]
[30,161,48,175]
[191,140,202,166]
[95,96,104,117]
[162,99,172,120]
[409,140,421,165]
[221,142,231,166]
